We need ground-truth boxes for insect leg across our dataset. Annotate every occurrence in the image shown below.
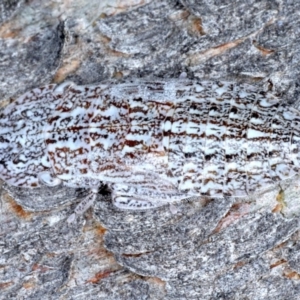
[67,188,98,223]
[111,183,188,210]
[38,171,62,187]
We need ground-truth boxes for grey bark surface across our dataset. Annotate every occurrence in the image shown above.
[1,0,300,299]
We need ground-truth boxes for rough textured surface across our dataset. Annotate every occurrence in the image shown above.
[0,0,24,24]
[2,0,300,299]
[0,22,64,100]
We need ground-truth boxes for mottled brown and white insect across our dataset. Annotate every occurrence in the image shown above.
[1,79,300,217]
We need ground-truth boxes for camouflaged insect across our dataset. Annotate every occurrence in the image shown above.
[1,79,300,215]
